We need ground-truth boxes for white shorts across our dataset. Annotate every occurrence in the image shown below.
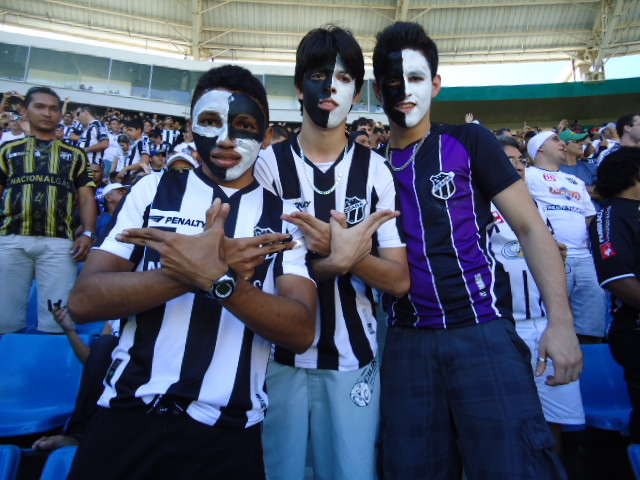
[516,317,585,425]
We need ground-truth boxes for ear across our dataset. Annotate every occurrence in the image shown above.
[351,91,361,107]
[372,82,382,102]
[431,74,442,99]
[262,126,274,149]
[188,119,193,134]
[296,85,303,103]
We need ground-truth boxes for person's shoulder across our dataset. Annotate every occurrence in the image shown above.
[0,135,29,152]
[57,139,86,156]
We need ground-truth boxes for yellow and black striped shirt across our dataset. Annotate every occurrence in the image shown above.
[0,136,95,240]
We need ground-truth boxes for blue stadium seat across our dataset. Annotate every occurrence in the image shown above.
[0,334,88,437]
[580,344,632,435]
[0,445,21,480]
[39,446,77,480]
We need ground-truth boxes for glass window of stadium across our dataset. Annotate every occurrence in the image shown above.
[0,43,30,81]
[150,66,201,104]
[108,60,152,98]
[264,75,298,110]
[26,48,110,92]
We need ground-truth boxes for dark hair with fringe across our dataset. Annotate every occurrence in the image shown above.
[78,105,97,118]
[595,147,640,198]
[373,22,439,83]
[616,113,640,139]
[24,86,61,108]
[294,25,365,97]
[191,65,269,125]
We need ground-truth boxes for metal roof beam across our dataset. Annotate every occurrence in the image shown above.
[395,0,410,21]
[192,0,202,60]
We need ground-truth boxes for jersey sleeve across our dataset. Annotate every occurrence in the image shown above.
[97,174,160,262]
[73,148,97,189]
[589,205,637,287]
[467,124,520,199]
[370,153,405,249]
[277,199,312,281]
[97,123,109,142]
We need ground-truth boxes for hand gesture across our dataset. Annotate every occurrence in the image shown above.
[48,301,75,333]
[464,113,474,124]
[224,233,294,279]
[116,198,230,291]
[282,211,331,256]
[557,119,569,132]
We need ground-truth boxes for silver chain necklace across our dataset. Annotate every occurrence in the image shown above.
[385,130,431,172]
[297,137,349,195]
[31,137,54,157]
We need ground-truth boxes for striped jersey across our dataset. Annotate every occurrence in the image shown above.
[97,168,310,428]
[0,136,95,239]
[79,120,109,164]
[162,129,183,148]
[384,122,520,329]
[489,205,552,321]
[62,121,82,146]
[255,138,404,371]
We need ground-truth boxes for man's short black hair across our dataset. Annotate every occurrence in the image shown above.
[596,147,640,198]
[127,119,143,131]
[294,25,365,96]
[496,127,511,136]
[191,65,269,125]
[117,134,131,144]
[148,129,162,139]
[495,134,521,150]
[78,105,97,118]
[616,113,640,139]
[373,22,439,83]
[351,117,373,132]
[271,124,292,141]
[24,86,61,108]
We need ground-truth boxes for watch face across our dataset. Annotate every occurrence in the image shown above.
[214,278,235,299]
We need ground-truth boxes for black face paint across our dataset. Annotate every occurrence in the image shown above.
[302,58,335,128]
[379,51,408,128]
[192,91,266,181]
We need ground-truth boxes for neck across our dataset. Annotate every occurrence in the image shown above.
[298,110,348,164]
[534,156,560,171]
[617,184,640,201]
[389,114,431,150]
[10,128,21,135]
[562,152,579,166]
[31,129,56,141]
[621,137,640,148]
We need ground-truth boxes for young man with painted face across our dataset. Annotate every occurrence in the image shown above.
[372,22,582,479]
[255,26,409,480]
[65,65,318,480]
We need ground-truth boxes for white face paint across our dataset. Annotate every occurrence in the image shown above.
[223,137,262,181]
[192,90,231,140]
[327,55,356,129]
[401,49,433,128]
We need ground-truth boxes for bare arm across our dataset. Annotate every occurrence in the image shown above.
[84,139,109,153]
[493,180,582,385]
[350,247,410,298]
[71,186,97,261]
[605,277,640,310]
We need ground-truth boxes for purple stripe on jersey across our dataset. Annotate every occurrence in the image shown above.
[440,134,499,323]
[391,147,445,327]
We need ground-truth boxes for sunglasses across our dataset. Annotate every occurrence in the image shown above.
[169,166,192,173]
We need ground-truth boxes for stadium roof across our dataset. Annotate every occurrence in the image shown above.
[1,0,639,74]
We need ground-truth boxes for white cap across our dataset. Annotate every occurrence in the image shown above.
[102,182,127,197]
[527,131,555,162]
[167,152,199,169]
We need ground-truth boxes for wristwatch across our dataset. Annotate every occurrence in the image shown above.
[82,231,96,241]
[203,267,237,301]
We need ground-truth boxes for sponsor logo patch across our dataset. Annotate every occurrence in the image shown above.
[543,173,557,182]
[600,242,616,259]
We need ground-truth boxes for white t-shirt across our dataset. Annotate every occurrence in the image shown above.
[0,131,25,144]
[525,166,595,258]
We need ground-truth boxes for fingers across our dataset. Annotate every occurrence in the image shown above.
[330,210,348,229]
[359,209,400,237]
[116,227,171,246]
[282,211,324,230]
[535,354,547,377]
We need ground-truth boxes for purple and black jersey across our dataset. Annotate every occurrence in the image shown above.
[385,122,520,329]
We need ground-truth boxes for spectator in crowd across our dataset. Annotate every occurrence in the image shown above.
[61,111,81,146]
[172,128,196,156]
[372,22,580,479]
[77,105,109,165]
[0,86,96,334]
[96,182,128,239]
[148,128,172,156]
[256,26,408,480]
[589,146,640,444]
[269,124,292,145]
[161,115,183,148]
[116,119,150,184]
[66,64,316,480]
[595,122,619,163]
[166,152,199,173]
[90,160,106,214]
[0,113,25,143]
[597,113,640,165]
[369,125,384,149]
[492,134,585,455]
[102,117,123,176]
[559,129,599,200]
[526,131,606,342]
[349,129,371,148]
[351,116,373,134]
[113,134,131,175]
[142,119,154,144]
[496,126,512,136]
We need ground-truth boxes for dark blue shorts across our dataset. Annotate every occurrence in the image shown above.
[380,318,566,480]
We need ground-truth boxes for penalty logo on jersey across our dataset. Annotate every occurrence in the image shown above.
[344,196,367,225]
[430,171,456,200]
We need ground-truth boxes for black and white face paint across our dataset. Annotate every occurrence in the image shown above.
[192,90,266,182]
[380,49,433,128]
[302,54,356,129]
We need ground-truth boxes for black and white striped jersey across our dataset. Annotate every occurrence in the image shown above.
[62,121,82,146]
[255,138,404,372]
[162,129,183,148]
[96,168,311,428]
[79,120,108,164]
[115,138,150,172]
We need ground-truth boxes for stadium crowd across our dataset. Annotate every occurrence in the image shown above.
[0,20,639,480]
